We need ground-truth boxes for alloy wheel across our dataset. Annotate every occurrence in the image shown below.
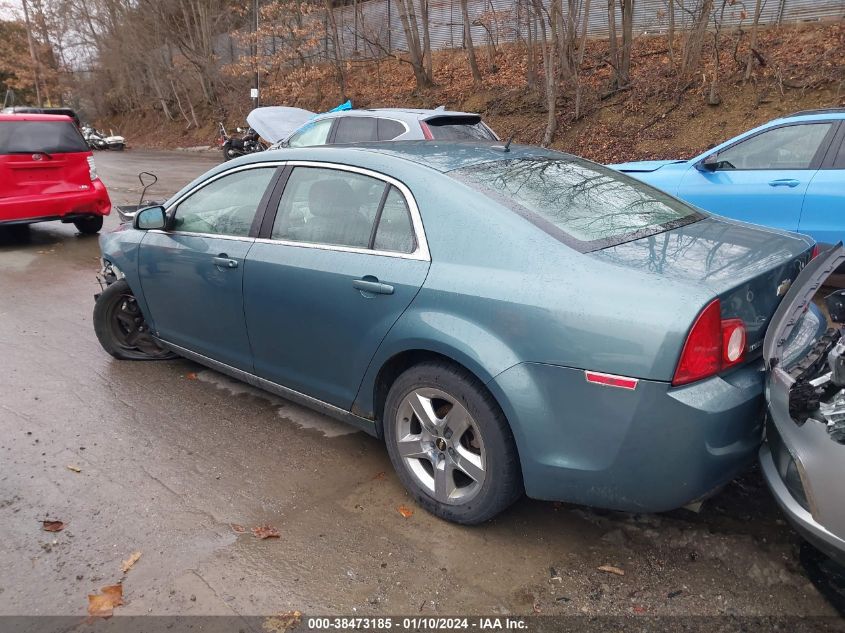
[394,387,486,505]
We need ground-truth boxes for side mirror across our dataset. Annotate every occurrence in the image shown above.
[697,153,719,172]
[134,205,167,230]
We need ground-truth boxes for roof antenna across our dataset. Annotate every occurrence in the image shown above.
[502,135,515,152]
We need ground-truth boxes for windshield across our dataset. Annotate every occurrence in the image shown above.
[0,121,89,154]
[455,157,702,250]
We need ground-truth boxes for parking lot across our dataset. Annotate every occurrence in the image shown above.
[0,149,841,619]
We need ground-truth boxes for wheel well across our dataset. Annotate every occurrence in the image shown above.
[372,350,490,438]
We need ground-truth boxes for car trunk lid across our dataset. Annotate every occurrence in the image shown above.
[0,119,93,201]
[594,217,815,354]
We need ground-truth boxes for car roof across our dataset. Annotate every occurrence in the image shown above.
[0,113,74,122]
[252,140,566,173]
[770,108,845,124]
[315,108,482,121]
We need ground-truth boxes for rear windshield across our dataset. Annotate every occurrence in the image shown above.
[0,121,88,154]
[455,157,703,251]
[425,116,496,141]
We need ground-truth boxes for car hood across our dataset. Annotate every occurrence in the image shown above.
[609,159,686,172]
[246,106,315,143]
[763,243,845,369]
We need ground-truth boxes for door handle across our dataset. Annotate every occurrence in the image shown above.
[353,277,394,295]
[212,255,238,269]
[768,179,800,188]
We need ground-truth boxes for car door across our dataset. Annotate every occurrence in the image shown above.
[797,121,845,245]
[676,122,837,232]
[243,164,431,409]
[138,165,280,371]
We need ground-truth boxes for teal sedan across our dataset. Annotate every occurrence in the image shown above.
[94,141,816,524]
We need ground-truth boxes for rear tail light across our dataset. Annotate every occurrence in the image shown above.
[420,122,434,140]
[672,299,746,386]
[810,244,820,260]
[87,156,98,181]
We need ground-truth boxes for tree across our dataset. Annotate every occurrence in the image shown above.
[461,0,482,85]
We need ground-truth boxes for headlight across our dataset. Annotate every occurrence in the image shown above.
[783,457,810,512]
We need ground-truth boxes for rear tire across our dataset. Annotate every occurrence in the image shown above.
[383,361,523,524]
[74,215,103,235]
[93,279,176,360]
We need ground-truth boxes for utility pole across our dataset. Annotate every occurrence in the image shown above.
[252,0,260,108]
[21,0,43,107]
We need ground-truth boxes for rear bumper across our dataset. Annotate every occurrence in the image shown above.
[760,443,845,567]
[0,179,111,224]
[488,361,765,512]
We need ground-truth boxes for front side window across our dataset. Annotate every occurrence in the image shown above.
[334,117,378,144]
[715,123,833,170]
[0,121,88,154]
[456,157,700,250]
[271,167,387,248]
[287,119,333,148]
[172,167,276,237]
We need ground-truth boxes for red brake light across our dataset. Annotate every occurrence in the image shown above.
[811,244,820,260]
[672,300,747,386]
[421,122,434,140]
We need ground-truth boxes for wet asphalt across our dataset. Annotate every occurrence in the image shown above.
[0,149,841,618]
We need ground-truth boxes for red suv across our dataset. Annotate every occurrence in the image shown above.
[0,113,111,234]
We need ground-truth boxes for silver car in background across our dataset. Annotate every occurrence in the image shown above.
[762,244,845,567]
[246,106,499,148]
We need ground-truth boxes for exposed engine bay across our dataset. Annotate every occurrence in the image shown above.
[787,290,845,444]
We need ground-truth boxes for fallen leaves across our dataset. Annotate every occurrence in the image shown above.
[231,523,247,534]
[185,372,198,380]
[251,525,280,539]
[66,464,81,473]
[263,610,302,632]
[397,505,414,518]
[121,551,142,574]
[597,564,625,576]
[41,520,64,532]
[372,471,386,481]
[87,584,123,618]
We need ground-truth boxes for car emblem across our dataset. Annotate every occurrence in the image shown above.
[776,279,792,297]
[32,153,43,161]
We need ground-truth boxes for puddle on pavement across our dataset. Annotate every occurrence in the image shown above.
[195,369,359,438]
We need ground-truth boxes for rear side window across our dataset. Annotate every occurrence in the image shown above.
[0,121,88,154]
[377,119,405,141]
[456,157,701,251]
[272,167,386,248]
[334,117,378,144]
[373,186,415,253]
[424,116,496,140]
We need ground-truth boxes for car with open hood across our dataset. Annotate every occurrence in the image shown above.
[94,141,818,524]
[246,106,499,148]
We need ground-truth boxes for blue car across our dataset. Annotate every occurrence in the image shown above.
[94,142,816,524]
[610,108,845,246]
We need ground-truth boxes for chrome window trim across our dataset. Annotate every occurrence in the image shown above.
[158,159,430,261]
[263,160,430,262]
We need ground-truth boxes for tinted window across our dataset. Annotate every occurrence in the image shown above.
[287,119,333,147]
[374,186,415,253]
[835,136,845,169]
[0,121,88,154]
[272,167,386,248]
[173,167,275,237]
[716,123,833,170]
[377,119,405,141]
[425,117,496,140]
[334,117,378,144]
[456,157,699,249]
